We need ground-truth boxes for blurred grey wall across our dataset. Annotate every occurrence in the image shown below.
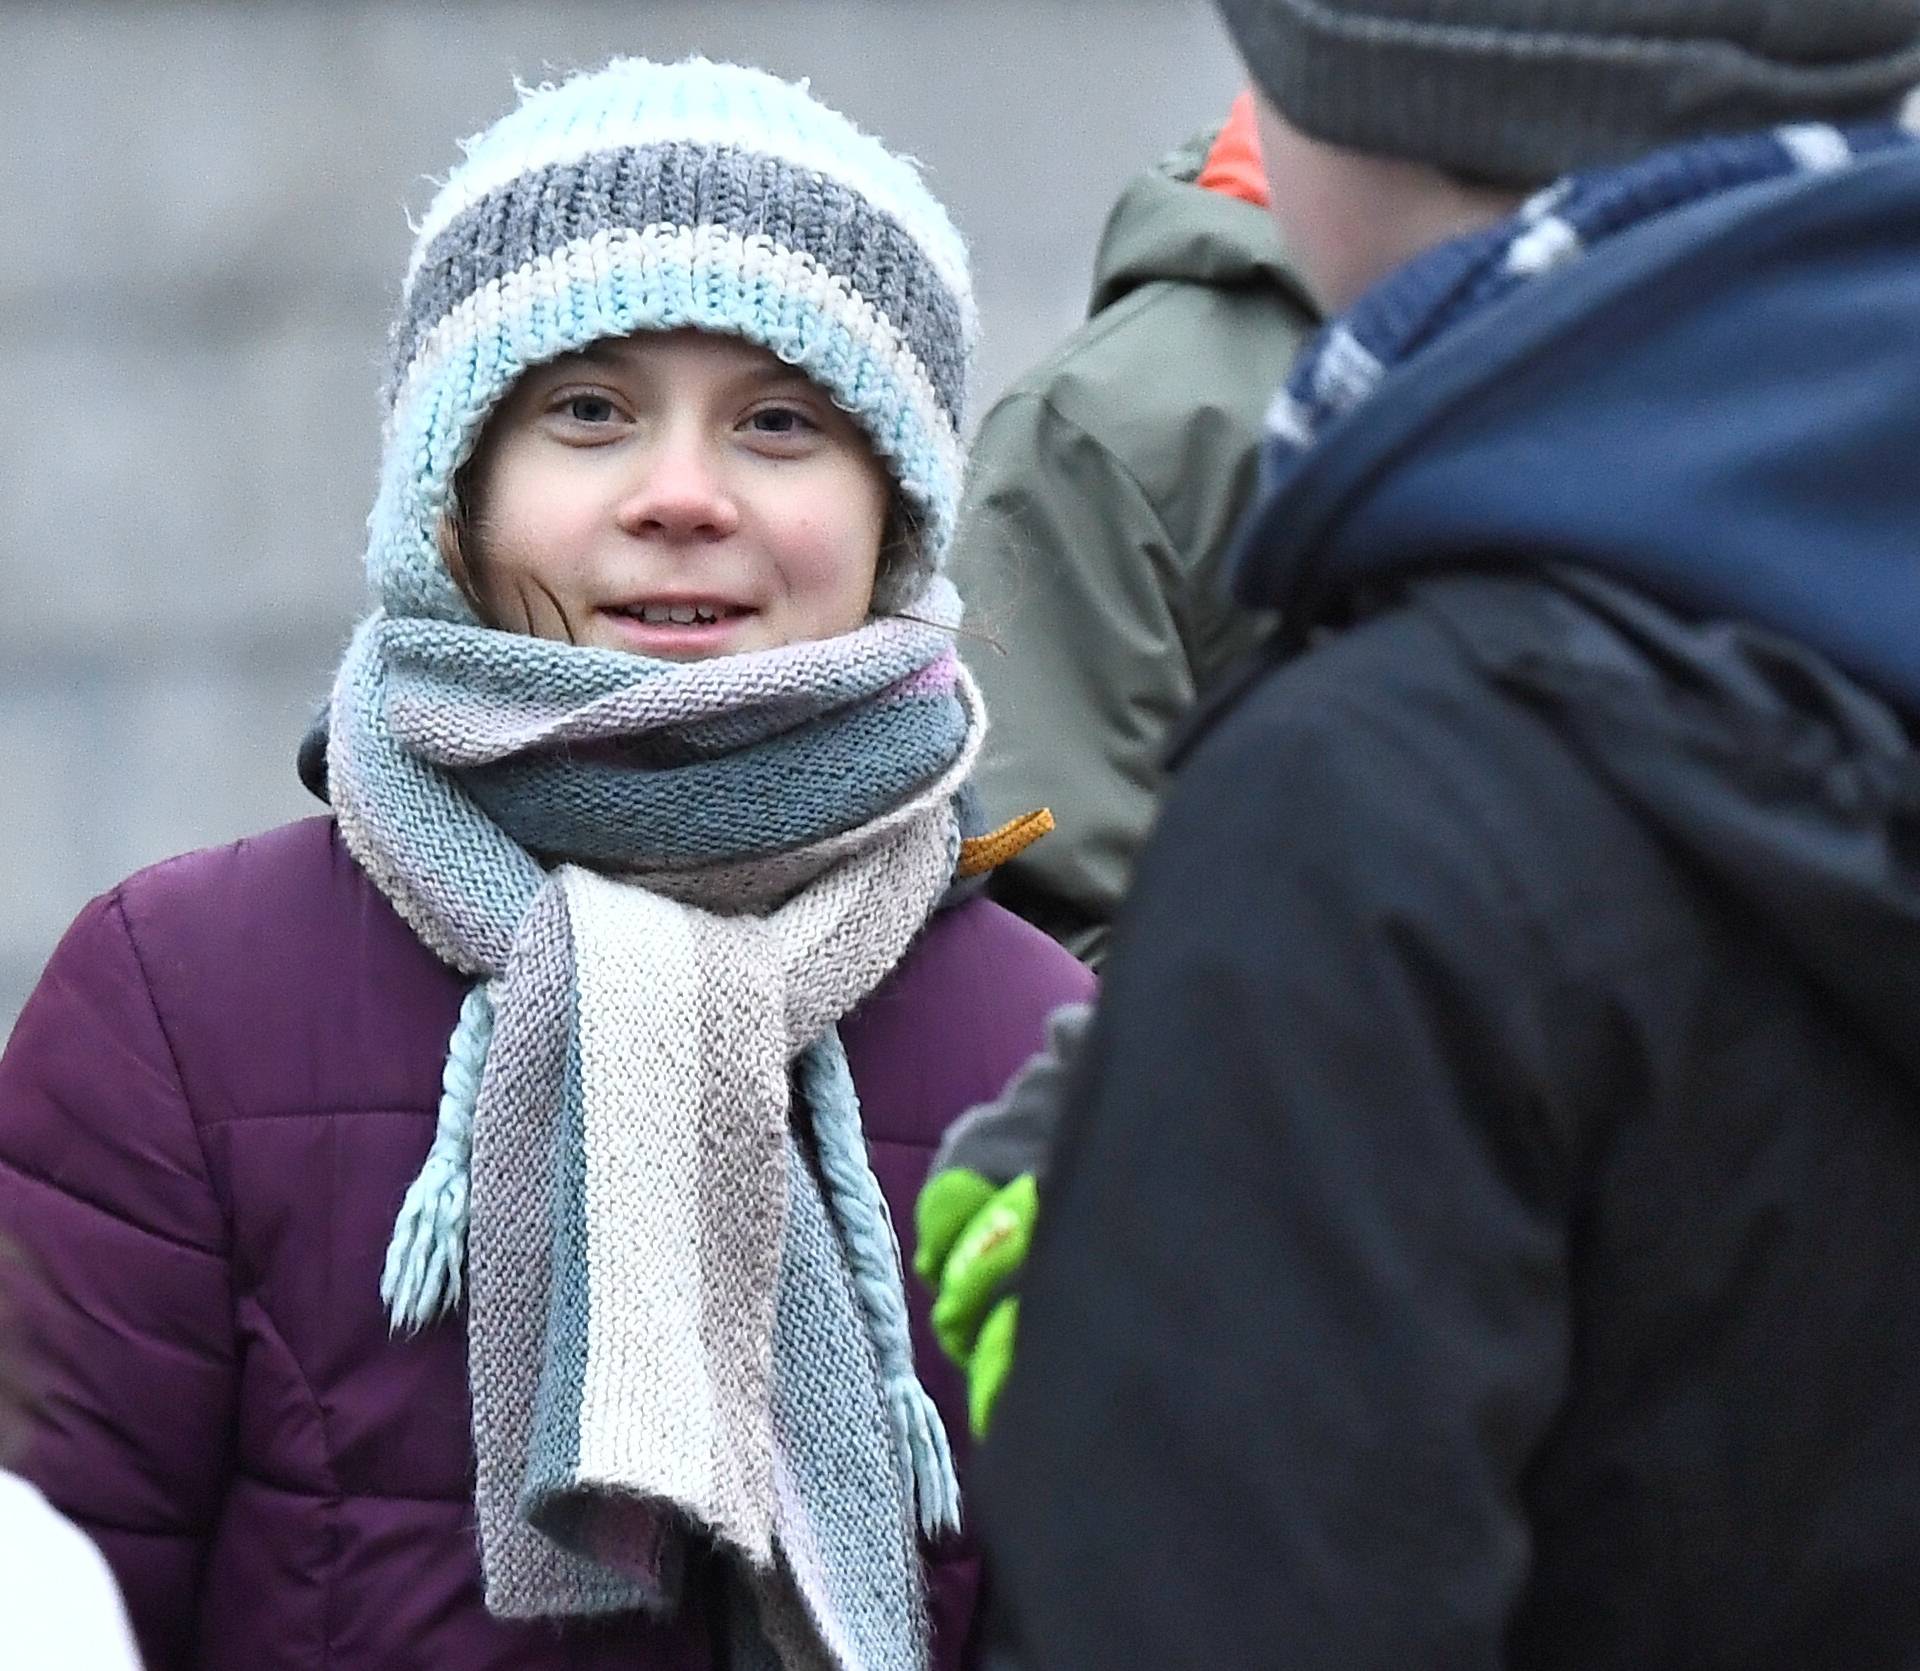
[0,0,1244,1029]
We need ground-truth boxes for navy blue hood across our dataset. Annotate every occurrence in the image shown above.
[1232,147,1920,717]
[1220,147,1920,1087]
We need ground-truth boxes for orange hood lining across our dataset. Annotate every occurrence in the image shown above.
[1196,90,1271,210]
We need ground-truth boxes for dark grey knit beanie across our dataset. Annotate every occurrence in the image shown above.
[1215,0,1920,183]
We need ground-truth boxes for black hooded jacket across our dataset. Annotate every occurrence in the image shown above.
[981,151,1920,1668]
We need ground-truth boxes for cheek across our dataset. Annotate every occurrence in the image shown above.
[763,471,887,612]
[470,453,598,581]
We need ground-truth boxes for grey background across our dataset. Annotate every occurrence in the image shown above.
[0,0,1245,1030]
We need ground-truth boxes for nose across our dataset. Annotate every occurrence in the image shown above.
[614,431,741,543]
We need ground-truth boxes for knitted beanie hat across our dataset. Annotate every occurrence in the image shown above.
[369,57,976,622]
[1214,0,1920,183]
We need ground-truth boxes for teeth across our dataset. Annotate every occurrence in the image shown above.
[634,603,725,624]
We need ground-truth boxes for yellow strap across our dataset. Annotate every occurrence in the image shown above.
[956,808,1055,880]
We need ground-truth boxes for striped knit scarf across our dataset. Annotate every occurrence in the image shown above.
[327,583,981,1669]
[1254,118,1920,505]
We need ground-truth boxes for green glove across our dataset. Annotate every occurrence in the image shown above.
[914,1168,1039,1437]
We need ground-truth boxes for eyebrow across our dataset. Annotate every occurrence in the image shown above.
[570,341,630,371]
[735,363,816,392]
[563,341,818,394]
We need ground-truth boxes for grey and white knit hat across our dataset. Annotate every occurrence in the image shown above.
[370,57,976,623]
[1214,0,1920,183]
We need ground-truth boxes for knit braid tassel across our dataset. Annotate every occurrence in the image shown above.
[799,1026,963,1538]
[381,982,495,1332]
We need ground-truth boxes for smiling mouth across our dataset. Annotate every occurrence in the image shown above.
[609,601,753,625]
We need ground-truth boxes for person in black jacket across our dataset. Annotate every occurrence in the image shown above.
[977,5,1920,1667]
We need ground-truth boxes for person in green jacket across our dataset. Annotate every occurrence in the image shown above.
[953,93,1317,966]
[920,100,1317,1436]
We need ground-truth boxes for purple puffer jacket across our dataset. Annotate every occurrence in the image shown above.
[0,817,1090,1670]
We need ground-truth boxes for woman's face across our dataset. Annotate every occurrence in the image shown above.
[457,330,893,659]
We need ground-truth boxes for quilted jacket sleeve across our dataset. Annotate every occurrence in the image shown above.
[0,889,235,1671]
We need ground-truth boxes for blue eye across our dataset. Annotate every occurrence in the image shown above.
[562,394,620,424]
[747,405,818,436]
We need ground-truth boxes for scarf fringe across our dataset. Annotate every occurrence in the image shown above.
[381,983,493,1332]
[799,1027,964,1539]
[887,1373,962,1538]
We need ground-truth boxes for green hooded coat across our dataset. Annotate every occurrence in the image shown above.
[952,128,1316,961]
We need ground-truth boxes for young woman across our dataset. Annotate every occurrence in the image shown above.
[0,58,1089,1671]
